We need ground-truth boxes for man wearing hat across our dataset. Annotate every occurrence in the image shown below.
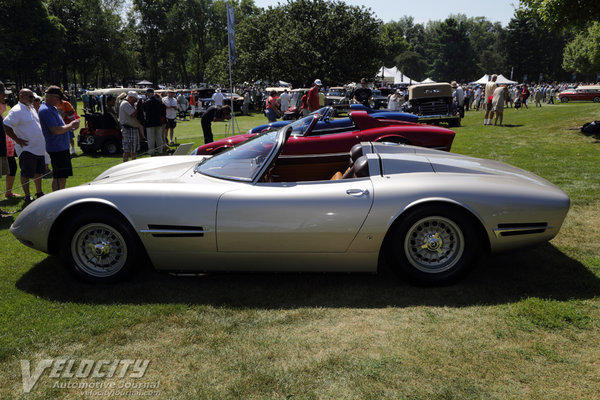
[163,88,178,146]
[308,79,322,112]
[39,85,81,191]
[3,88,47,204]
[119,91,144,162]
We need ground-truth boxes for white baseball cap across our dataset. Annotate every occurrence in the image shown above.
[127,91,139,99]
[314,79,322,86]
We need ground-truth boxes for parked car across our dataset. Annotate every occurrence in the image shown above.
[324,87,351,114]
[191,106,449,156]
[558,86,600,103]
[11,125,570,285]
[402,83,461,127]
[370,89,388,109]
[248,106,418,135]
[195,91,244,113]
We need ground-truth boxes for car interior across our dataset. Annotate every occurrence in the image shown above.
[261,143,370,183]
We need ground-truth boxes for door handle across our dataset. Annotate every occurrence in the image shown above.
[346,189,369,197]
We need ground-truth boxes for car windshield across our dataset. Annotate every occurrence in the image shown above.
[195,130,280,181]
[287,114,318,136]
[328,90,346,96]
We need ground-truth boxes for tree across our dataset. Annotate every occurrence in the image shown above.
[0,0,63,87]
[502,10,569,82]
[520,0,600,30]
[562,22,600,78]
[394,51,427,81]
[428,17,476,82]
[379,22,409,67]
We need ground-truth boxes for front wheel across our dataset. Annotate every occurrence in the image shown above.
[561,97,569,103]
[388,204,481,285]
[60,210,140,282]
[593,97,600,103]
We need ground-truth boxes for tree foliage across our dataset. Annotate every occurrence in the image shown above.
[225,0,384,87]
[520,0,600,30]
[563,22,600,76]
[0,0,591,89]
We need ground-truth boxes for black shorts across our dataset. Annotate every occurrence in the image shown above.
[19,151,46,178]
[8,156,17,176]
[49,149,73,179]
[165,118,177,129]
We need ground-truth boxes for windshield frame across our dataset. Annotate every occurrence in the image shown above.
[194,127,288,183]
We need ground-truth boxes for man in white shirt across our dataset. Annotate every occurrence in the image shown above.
[212,88,224,107]
[163,88,178,145]
[3,88,47,203]
[279,89,291,114]
[387,89,402,111]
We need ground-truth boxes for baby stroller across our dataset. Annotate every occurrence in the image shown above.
[514,97,522,110]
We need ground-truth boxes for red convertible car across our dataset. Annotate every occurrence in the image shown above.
[192,107,455,157]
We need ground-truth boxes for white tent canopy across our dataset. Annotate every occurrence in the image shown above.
[377,66,419,85]
[378,66,399,83]
[421,77,436,83]
[470,74,517,85]
[394,71,417,84]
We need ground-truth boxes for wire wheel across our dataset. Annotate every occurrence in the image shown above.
[403,216,465,274]
[71,223,128,278]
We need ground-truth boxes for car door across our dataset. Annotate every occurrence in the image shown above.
[216,178,373,253]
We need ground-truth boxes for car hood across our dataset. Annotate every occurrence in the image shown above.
[92,156,208,184]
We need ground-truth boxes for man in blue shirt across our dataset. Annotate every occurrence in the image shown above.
[38,86,80,191]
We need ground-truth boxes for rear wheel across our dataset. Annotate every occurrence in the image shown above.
[60,210,140,282]
[101,140,120,155]
[593,97,600,103]
[388,204,480,285]
[561,97,569,103]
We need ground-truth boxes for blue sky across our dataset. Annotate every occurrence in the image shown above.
[251,0,519,26]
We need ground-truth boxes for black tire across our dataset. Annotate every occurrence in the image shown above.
[448,118,461,127]
[388,204,481,285]
[60,209,140,282]
[593,97,600,103]
[101,140,120,155]
[561,97,569,103]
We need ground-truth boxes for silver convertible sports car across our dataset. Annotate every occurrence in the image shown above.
[11,126,570,285]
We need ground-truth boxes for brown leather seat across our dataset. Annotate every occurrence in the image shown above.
[330,171,343,180]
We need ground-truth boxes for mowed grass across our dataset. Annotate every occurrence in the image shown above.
[1,102,600,399]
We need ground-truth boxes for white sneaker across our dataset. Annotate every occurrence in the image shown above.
[70,147,76,154]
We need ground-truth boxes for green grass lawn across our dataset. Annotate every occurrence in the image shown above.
[1,103,600,399]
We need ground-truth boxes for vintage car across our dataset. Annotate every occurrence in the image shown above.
[402,83,461,127]
[10,124,570,285]
[370,89,389,109]
[191,106,449,156]
[197,91,244,113]
[324,86,351,114]
[558,85,600,103]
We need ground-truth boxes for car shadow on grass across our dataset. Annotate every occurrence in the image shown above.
[15,243,600,309]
